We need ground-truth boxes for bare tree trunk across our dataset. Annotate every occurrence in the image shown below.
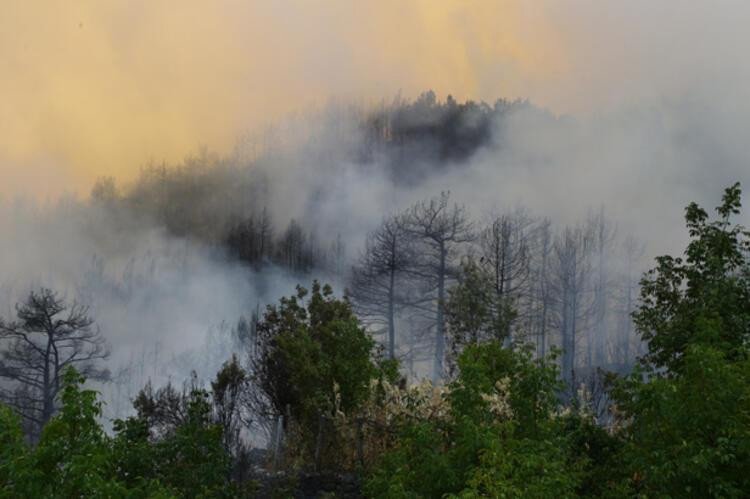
[433,246,446,383]
[387,267,396,360]
[272,414,284,471]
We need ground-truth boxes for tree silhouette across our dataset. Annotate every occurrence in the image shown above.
[0,288,109,439]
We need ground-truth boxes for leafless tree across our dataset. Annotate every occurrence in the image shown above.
[348,215,413,359]
[478,208,535,342]
[614,235,645,367]
[0,288,110,439]
[257,206,273,263]
[277,219,316,272]
[530,218,553,358]
[402,192,474,382]
[549,226,594,388]
[226,207,276,268]
[587,209,617,368]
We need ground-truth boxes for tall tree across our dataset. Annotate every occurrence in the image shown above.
[349,215,412,360]
[402,192,474,382]
[445,258,516,375]
[250,281,387,458]
[614,184,750,496]
[0,288,109,439]
[530,218,553,358]
[277,219,316,273]
[587,209,616,368]
[549,226,594,386]
[634,182,750,371]
[478,209,535,343]
[615,235,644,367]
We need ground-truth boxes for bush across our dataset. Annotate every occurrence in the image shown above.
[365,340,589,498]
[0,368,243,498]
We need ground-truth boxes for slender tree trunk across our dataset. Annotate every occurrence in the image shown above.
[623,260,633,365]
[42,337,53,431]
[561,286,572,385]
[387,266,396,360]
[433,245,446,383]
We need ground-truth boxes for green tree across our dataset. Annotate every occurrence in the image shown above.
[252,281,392,456]
[0,404,33,497]
[634,182,750,372]
[150,388,234,497]
[0,367,244,498]
[365,341,581,498]
[120,376,242,497]
[616,344,750,497]
[615,183,750,497]
[0,368,160,497]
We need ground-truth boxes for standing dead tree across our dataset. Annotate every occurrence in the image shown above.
[587,209,617,369]
[478,209,536,343]
[0,288,110,439]
[549,226,594,389]
[529,218,553,358]
[614,235,645,367]
[402,192,474,382]
[348,215,413,360]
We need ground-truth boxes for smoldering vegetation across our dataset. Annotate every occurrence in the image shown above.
[0,90,746,427]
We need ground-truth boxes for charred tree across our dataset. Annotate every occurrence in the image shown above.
[349,215,413,359]
[550,226,594,388]
[0,288,110,439]
[402,192,473,382]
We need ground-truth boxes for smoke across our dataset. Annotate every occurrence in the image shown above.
[4,1,748,197]
[0,0,545,195]
[0,195,306,419]
[2,1,750,417]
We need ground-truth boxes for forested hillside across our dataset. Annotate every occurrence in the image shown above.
[2,182,748,497]
[1,91,748,499]
[4,0,750,495]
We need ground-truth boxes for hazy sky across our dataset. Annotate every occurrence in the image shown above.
[2,1,749,196]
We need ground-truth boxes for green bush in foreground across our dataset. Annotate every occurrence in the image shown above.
[365,341,622,498]
[0,368,245,498]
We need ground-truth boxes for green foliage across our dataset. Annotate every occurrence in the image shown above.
[150,388,234,497]
[365,340,588,498]
[0,367,241,498]
[0,368,148,497]
[634,182,750,372]
[114,383,242,497]
[561,413,628,498]
[456,432,579,499]
[3,185,748,497]
[254,281,387,434]
[31,369,117,496]
[449,342,560,433]
[615,344,750,497]
[446,259,516,366]
[0,404,32,497]
[614,183,750,497]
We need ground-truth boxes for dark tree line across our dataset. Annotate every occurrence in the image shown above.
[361,91,536,183]
[86,92,545,277]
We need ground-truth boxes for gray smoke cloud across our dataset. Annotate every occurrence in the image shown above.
[2,1,750,419]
